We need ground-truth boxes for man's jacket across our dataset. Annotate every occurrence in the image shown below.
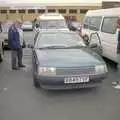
[8,25,21,50]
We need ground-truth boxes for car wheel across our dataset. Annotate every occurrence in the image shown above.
[33,76,40,88]
[0,47,4,62]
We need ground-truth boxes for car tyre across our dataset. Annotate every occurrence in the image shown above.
[33,76,40,88]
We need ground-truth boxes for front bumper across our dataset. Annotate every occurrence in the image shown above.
[36,73,107,90]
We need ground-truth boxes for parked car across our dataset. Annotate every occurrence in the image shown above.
[34,13,69,31]
[2,21,13,49]
[22,21,33,31]
[29,30,108,90]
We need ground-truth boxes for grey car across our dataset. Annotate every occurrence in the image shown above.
[30,31,108,90]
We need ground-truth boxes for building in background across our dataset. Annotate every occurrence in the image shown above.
[102,1,120,9]
[0,2,101,22]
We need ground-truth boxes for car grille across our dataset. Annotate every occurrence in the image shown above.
[56,67,95,76]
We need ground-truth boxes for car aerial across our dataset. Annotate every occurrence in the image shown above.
[22,21,33,31]
[1,21,13,49]
[29,30,108,90]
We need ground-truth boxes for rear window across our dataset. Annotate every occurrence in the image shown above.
[39,20,67,29]
[101,17,117,34]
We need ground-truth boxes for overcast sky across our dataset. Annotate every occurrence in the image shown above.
[0,0,120,3]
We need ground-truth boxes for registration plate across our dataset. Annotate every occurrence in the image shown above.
[64,76,89,84]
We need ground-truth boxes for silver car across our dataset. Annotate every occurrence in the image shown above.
[22,21,33,31]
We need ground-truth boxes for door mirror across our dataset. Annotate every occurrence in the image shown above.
[82,35,89,45]
[89,43,98,48]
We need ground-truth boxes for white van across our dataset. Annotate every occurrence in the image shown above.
[82,7,120,63]
[34,13,69,31]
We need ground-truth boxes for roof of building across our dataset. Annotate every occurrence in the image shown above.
[0,0,102,7]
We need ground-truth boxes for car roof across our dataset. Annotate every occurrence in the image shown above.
[38,13,64,20]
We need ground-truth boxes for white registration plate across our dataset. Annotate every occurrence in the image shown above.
[64,76,89,84]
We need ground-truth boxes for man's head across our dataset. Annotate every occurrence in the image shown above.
[14,19,23,28]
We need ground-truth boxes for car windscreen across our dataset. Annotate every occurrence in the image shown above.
[35,32,86,48]
[39,20,68,29]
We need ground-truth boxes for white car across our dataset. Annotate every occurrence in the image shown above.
[22,21,33,31]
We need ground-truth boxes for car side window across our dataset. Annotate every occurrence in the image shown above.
[101,17,117,34]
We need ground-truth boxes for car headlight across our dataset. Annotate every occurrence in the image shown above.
[38,67,56,76]
[95,64,108,74]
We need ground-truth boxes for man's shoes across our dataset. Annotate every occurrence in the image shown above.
[114,84,120,89]
[112,81,120,89]
[12,67,20,70]
[19,65,26,68]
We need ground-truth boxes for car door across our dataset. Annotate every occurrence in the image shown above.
[33,33,39,74]
[89,32,102,55]
[34,32,39,45]
[100,17,118,62]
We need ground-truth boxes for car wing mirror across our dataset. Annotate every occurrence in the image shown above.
[89,43,98,48]
[82,35,89,46]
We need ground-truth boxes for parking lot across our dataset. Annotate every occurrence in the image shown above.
[0,31,120,120]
